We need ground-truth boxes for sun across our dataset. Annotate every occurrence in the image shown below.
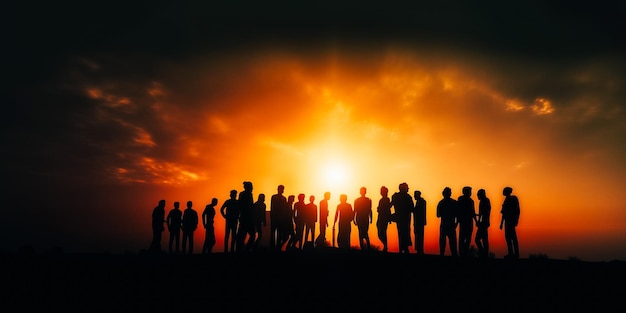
[323,163,348,187]
[315,159,355,196]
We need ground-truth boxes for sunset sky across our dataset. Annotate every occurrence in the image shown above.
[2,1,625,261]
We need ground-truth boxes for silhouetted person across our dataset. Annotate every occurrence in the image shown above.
[333,194,353,250]
[181,200,198,255]
[457,186,476,257]
[437,187,458,257]
[279,195,296,250]
[376,186,392,252]
[354,187,372,251]
[474,189,491,259]
[253,193,267,250]
[413,190,427,256]
[220,189,239,253]
[304,195,317,247]
[315,191,330,247]
[166,201,182,254]
[500,186,520,259]
[202,198,218,254]
[236,181,255,252]
[150,199,166,253]
[391,182,413,253]
[270,185,287,250]
[288,193,307,250]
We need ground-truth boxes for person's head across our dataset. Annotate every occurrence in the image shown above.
[477,189,486,200]
[158,199,166,207]
[278,185,284,194]
[230,190,238,198]
[414,190,421,199]
[503,187,513,196]
[174,201,180,209]
[340,194,347,203]
[442,187,452,198]
[399,182,409,193]
[309,195,315,203]
[360,187,367,196]
[462,186,472,196]
[187,200,193,208]
[258,194,265,202]
[211,198,218,206]
[288,195,295,204]
[298,193,305,202]
[380,186,388,196]
[243,181,253,191]
[324,191,331,200]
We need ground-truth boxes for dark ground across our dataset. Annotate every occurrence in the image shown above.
[3,248,624,312]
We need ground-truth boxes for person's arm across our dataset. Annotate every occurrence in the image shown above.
[220,201,227,219]
[333,207,339,226]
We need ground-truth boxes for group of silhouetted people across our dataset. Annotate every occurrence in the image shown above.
[150,198,216,255]
[150,181,521,259]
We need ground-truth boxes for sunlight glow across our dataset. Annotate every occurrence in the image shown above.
[311,155,355,197]
[323,163,348,187]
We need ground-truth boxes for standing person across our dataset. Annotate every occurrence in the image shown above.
[236,181,255,252]
[288,193,307,250]
[500,187,520,259]
[253,193,267,250]
[474,189,491,259]
[304,195,317,248]
[354,186,372,251]
[391,182,413,254]
[333,194,354,250]
[279,195,296,250]
[166,201,183,254]
[437,187,458,257]
[270,185,287,250]
[150,199,166,253]
[457,186,476,257]
[202,198,218,254]
[315,192,331,247]
[376,186,392,252]
[413,190,427,256]
[220,190,239,253]
[181,200,199,255]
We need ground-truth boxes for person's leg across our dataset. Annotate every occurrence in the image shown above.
[511,228,519,258]
[439,228,446,256]
[189,234,194,254]
[483,229,489,257]
[449,232,458,257]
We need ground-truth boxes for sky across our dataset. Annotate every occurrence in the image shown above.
[2,1,625,261]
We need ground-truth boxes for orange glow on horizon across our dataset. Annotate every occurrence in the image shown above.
[75,49,626,261]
